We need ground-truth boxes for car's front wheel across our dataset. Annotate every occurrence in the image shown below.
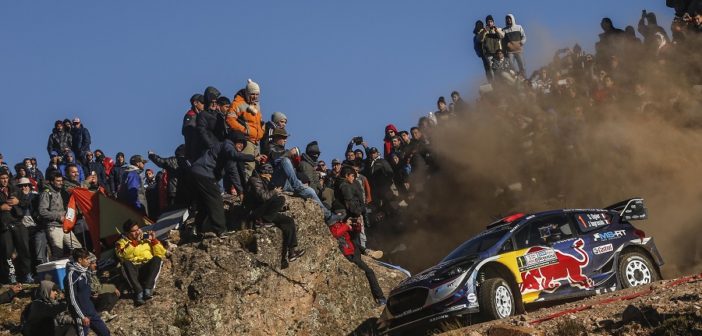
[618,251,660,289]
[478,278,515,321]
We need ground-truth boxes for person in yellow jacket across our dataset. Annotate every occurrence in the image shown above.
[116,219,166,306]
[226,79,264,178]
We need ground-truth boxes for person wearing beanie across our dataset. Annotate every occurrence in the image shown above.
[434,96,453,122]
[261,111,288,153]
[227,79,265,178]
[503,14,527,77]
[478,14,504,82]
[182,93,205,162]
[297,141,322,195]
[243,163,305,269]
[195,86,228,160]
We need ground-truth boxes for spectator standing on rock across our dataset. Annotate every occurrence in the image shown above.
[503,14,527,77]
[190,135,262,236]
[383,125,398,158]
[364,147,394,217]
[480,15,505,82]
[116,220,166,306]
[23,157,44,190]
[5,177,34,284]
[46,120,72,157]
[39,172,82,260]
[222,132,250,197]
[638,10,669,52]
[227,79,265,178]
[15,176,47,269]
[110,152,126,198]
[148,145,190,209]
[244,164,305,269]
[70,118,91,159]
[65,248,111,336]
[473,20,493,82]
[196,86,227,160]
[1,171,24,284]
[182,94,205,162]
[117,155,149,216]
[261,111,287,155]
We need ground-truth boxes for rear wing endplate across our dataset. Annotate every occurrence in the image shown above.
[604,198,647,220]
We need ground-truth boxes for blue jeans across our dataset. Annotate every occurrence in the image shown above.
[272,157,331,218]
[507,52,526,76]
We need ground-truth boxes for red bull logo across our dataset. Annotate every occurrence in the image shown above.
[518,238,593,293]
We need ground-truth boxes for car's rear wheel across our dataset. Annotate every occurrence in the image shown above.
[618,251,660,289]
[478,278,515,321]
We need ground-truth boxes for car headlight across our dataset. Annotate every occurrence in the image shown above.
[431,263,471,283]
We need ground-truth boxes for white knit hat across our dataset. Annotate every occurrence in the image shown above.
[272,111,287,123]
[246,78,260,95]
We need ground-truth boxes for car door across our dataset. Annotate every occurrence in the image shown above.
[570,211,617,291]
[512,213,592,302]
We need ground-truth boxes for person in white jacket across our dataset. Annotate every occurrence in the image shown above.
[503,14,527,76]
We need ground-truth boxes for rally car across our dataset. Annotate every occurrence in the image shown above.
[378,198,663,335]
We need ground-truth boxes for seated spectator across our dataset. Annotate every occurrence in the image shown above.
[65,248,110,336]
[267,128,336,223]
[116,220,166,306]
[328,217,385,306]
[244,164,305,269]
[1,283,21,304]
[87,253,119,321]
[297,141,323,195]
[261,111,288,155]
[21,280,75,336]
[38,172,82,260]
[491,49,517,84]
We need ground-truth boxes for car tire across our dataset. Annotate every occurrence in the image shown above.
[617,251,660,289]
[478,278,515,321]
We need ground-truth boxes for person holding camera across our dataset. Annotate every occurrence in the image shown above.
[116,219,166,306]
[479,15,505,82]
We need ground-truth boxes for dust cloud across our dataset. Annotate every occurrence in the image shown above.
[375,36,702,278]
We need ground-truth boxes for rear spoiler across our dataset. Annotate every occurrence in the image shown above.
[604,198,647,220]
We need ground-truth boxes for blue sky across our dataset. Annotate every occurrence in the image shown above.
[0,1,672,169]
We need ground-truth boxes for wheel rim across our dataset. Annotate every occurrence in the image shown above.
[494,285,513,318]
[625,258,652,287]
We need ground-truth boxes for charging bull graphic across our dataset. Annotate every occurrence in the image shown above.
[518,238,593,293]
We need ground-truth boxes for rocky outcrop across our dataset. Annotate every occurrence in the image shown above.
[105,195,406,336]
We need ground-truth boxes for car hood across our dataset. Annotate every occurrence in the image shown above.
[393,256,478,291]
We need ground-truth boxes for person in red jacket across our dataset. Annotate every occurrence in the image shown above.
[383,124,398,158]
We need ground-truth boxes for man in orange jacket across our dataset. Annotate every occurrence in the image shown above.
[226,79,264,178]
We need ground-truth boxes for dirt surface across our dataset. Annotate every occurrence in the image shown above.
[438,274,702,336]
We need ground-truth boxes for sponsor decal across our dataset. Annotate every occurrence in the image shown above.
[433,277,461,297]
[429,314,449,322]
[576,213,611,230]
[444,304,467,313]
[519,238,593,294]
[593,230,626,242]
[592,244,614,255]
[517,249,559,272]
[467,293,477,303]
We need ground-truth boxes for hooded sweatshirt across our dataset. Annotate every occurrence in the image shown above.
[22,281,68,336]
[298,141,322,194]
[383,124,398,157]
[502,14,526,53]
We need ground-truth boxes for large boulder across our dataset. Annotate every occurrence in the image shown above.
[107,195,407,335]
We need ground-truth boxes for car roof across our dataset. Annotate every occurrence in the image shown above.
[488,208,612,230]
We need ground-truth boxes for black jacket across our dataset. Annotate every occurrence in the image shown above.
[244,175,277,206]
[46,129,72,156]
[333,179,364,217]
[298,153,321,194]
[191,139,254,181]
[195,109,227,160]
[71,126,91,155]
[83,159,109,193]
[149,152,189,196]
[182,110,200,161]
[364,157,394,189]
[1,184,20,231]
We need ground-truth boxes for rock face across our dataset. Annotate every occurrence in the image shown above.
[105,195,407,336]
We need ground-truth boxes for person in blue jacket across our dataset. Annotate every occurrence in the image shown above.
[65,248,110,336]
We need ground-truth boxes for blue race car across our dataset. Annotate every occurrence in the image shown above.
[378,198,663,335]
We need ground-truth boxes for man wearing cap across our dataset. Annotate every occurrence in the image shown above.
[117,155,149,216]
[196,86,228,160]
[227,79,265,178]
[1,171,33,284]
[190,134,265,236]
[182,93,205,162]
[244,164,305,269]
[38,172,82,260]
[266,128,337,223]
[15,175,48,268]
[260,111,287,156]
[47,120,73,158]
[45,151,62,182]
[71,118,92,159]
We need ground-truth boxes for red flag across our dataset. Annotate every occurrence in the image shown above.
[62,195,78,233]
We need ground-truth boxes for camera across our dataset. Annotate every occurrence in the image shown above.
[352,136,364,145]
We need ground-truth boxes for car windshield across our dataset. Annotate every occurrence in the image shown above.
[442,228,509,262]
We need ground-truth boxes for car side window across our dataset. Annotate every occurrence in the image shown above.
[500,238,514,253]
[573,212,613,233]
[514,214,574,249]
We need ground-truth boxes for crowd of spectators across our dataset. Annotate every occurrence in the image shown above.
[1,4,701,334]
